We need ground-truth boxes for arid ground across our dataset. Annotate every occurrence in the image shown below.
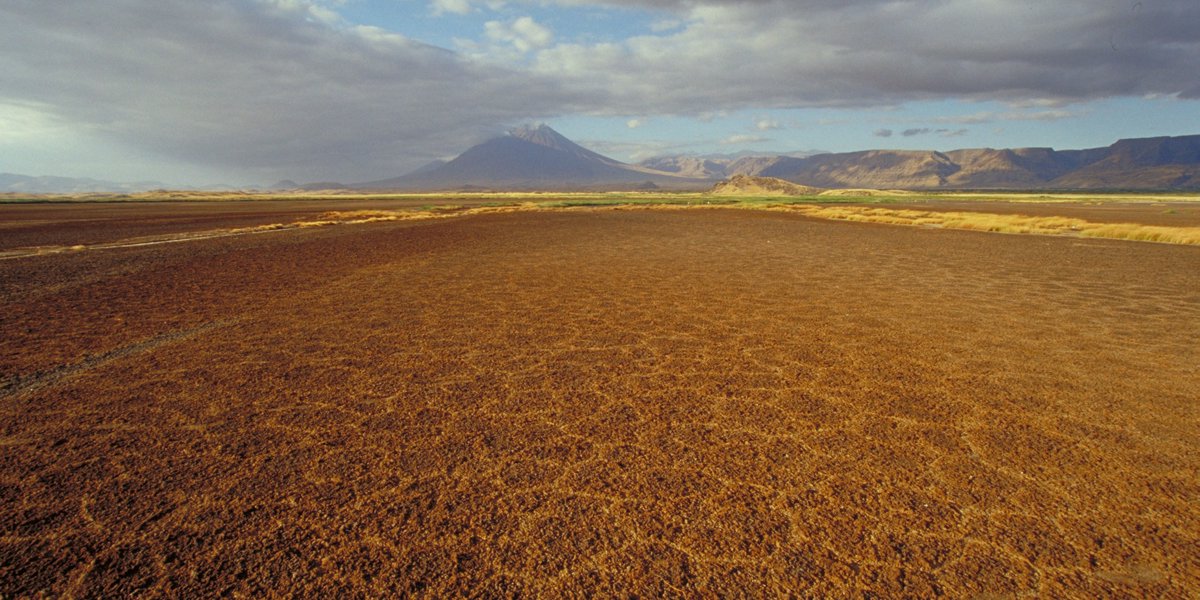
[1,199,1198,596]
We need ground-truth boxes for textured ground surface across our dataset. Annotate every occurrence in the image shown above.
[1,203,1198,597]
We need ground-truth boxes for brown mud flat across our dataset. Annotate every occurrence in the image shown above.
[1,206,1198,597]
[0,198,497,251]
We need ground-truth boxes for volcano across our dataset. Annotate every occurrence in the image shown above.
[358,125,706,191]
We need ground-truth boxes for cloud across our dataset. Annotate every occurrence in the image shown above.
[533,0,1200,112]
[486,16,554,53]
[722,134,769,145]
[626,118,644,128]
[898,127,970,138]
[754,118,781,131]
[430,0,509,15]
[650,19,682,32]
[935,109,1081,125]
[696,111,729,123]
[0,102,70,144]
[1005,98,1074,109]
[0,0,579,182]
[873,129,893,138]
[431,0,473,15]
[581,138,683,162]
[3,0,1198,183]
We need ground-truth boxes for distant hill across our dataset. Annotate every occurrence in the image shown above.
[0,173,167,194]
[941,148,1077,188]
[639,156,729,179]
[359,125,708,191]
[710,175,824,196]
[760,150,959,189]
[1048,136,1200,189]
[638,151,823,180]
[751,135,1200,190]
[9,133,1197,194]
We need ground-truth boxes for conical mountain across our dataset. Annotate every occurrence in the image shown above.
[358,125,707,191]
[507,124,623,166]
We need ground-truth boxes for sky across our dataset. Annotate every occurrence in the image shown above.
[1,0,1198,186]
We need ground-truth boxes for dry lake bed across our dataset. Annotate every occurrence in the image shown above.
[1,198,1198,596]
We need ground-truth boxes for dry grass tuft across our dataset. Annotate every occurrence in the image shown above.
[1080,223,1200,245]
[816,188,920,197]
[296,205,538,228]
[782,205,1200,245]
[295,210,419,227]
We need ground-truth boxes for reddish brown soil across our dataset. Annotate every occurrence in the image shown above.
[1,205,1198,597]
[0,198,484,250]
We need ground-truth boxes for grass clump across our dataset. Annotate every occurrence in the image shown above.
[1081,224,1200,245]
[781,205,1200,245]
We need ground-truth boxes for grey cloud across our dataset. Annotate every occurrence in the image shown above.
[4,0,1196,181]
[935,110,1081,125]
[535,0,1200,113]
[873,129,893,138]
[0,0,583,182]
[531,0,888,10]
[898,127,967,138]
[722,134,770,145]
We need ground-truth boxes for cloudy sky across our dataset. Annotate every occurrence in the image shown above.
[2,0,1197,185]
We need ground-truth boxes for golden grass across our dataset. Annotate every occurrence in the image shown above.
[0,222,296,260]
[4,200,1198,262]
[1080,223,1200,245]
[816,188,920,197]
[780,205,1200,245]
[295,204,540,227]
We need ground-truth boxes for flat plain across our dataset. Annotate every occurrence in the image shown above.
[1,197,1198,596]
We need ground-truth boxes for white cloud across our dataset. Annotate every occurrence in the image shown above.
[696,111,728,123]
[0,102,70,143]
[722,134,769,145]
[650,19,682,32]
[1005,98,1074,109]
[486,16,554,53]
[0,0,580,182]
[532,0,1200,113]
[935,109,1082,125]
[626,118,644,128]
[754,118,781,131]
[431,0,473,16]
[3,0,1198,183]
[430,0,506,15]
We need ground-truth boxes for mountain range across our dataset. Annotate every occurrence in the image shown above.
[4,128,1199,193]
[0,173,170,194]
[745,135,1200,190]
[357,127,1200,192]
